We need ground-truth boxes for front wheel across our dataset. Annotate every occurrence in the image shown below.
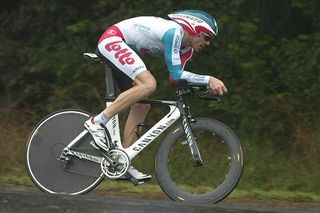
[155,118,244,204]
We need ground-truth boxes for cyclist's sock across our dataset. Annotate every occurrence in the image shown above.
[93,112,110,125]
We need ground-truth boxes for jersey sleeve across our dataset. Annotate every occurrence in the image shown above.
[162,28,184,81]
[162,28,210,85]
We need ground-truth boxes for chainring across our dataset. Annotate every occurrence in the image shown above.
[100,149,130,179]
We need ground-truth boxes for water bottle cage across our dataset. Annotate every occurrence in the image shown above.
[135,122,149,139]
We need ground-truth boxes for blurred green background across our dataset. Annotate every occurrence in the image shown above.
[0,0,319,198]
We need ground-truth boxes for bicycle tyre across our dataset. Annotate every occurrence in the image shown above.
[155,117,244,204]
[26,109,104,195]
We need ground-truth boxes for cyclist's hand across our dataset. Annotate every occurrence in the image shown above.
[208,77,228,95]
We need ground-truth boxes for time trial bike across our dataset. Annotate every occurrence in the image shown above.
[25,53,244,204]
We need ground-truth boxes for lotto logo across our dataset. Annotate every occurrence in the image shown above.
[105,41,135,65]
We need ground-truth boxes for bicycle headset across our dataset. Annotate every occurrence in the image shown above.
[168,9,218,38]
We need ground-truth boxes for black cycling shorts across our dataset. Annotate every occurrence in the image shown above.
[96,49,133,92]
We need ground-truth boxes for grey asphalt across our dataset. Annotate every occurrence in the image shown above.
[0,189,318,213]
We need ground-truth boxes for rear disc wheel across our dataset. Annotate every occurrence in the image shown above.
[26,109,104,195]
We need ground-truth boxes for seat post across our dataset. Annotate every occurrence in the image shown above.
[104,64,116,99]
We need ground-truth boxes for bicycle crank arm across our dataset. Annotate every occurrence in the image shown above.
[97,149,119,168]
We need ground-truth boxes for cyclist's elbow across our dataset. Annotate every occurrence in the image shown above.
[169,71,182,82]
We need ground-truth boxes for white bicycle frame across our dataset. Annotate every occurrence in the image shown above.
[65,101,181,162]
[105,102,180,160]
[65,53,195,164]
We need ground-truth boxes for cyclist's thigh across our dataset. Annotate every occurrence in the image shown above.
[97,32,147,80]
[112,65,134,92]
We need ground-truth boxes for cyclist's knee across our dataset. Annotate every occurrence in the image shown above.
[135,70,157,96]
[144,80,157,95]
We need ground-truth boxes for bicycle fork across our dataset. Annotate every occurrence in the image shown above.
[181,116,203,166]
[177,94,203,166]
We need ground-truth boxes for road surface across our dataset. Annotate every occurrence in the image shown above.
[0,189,318,213]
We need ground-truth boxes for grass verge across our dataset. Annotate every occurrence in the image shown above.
[1,175,319,205]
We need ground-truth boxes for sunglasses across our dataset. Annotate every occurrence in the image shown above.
[200,32,212,42]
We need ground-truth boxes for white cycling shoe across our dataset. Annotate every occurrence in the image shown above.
[84,118,109,152]
[119,166,152,181]
[128,166,152,181]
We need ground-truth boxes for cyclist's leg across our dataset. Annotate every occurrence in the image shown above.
[95,27,154,180]
[102,70,156,118]
[97,26,156,120]
[109,64,151,148]
[107,71,154,180]
[122,103,151,148]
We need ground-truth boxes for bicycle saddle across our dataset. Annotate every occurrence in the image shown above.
[83,52,104,63]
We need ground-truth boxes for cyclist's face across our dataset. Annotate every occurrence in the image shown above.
[192,33,211,52]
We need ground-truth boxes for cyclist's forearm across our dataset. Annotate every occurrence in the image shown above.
[180,70,210,85]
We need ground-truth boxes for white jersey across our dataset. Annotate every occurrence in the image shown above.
[97,16,209,85]
[116,17,182,56]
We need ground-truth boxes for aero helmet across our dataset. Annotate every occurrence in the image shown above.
[168,10,218,37]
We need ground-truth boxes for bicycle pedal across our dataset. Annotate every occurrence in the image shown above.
[135,181,145,186]
[132,179,145,186]
[124,173,144,186]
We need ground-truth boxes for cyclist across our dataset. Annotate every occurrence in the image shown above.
[85,10,228,181]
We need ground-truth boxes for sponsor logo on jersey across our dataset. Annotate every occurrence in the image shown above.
[140,48,149,55]
[148,44,161,55]
[133,65,145,73]
[133,23,151,33]
[172,57,180,64]
[173,35,181,54]
[107,29,116,35]
[105,41,135,65]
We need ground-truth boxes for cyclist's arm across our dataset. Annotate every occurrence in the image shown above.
[162,28,210,85]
